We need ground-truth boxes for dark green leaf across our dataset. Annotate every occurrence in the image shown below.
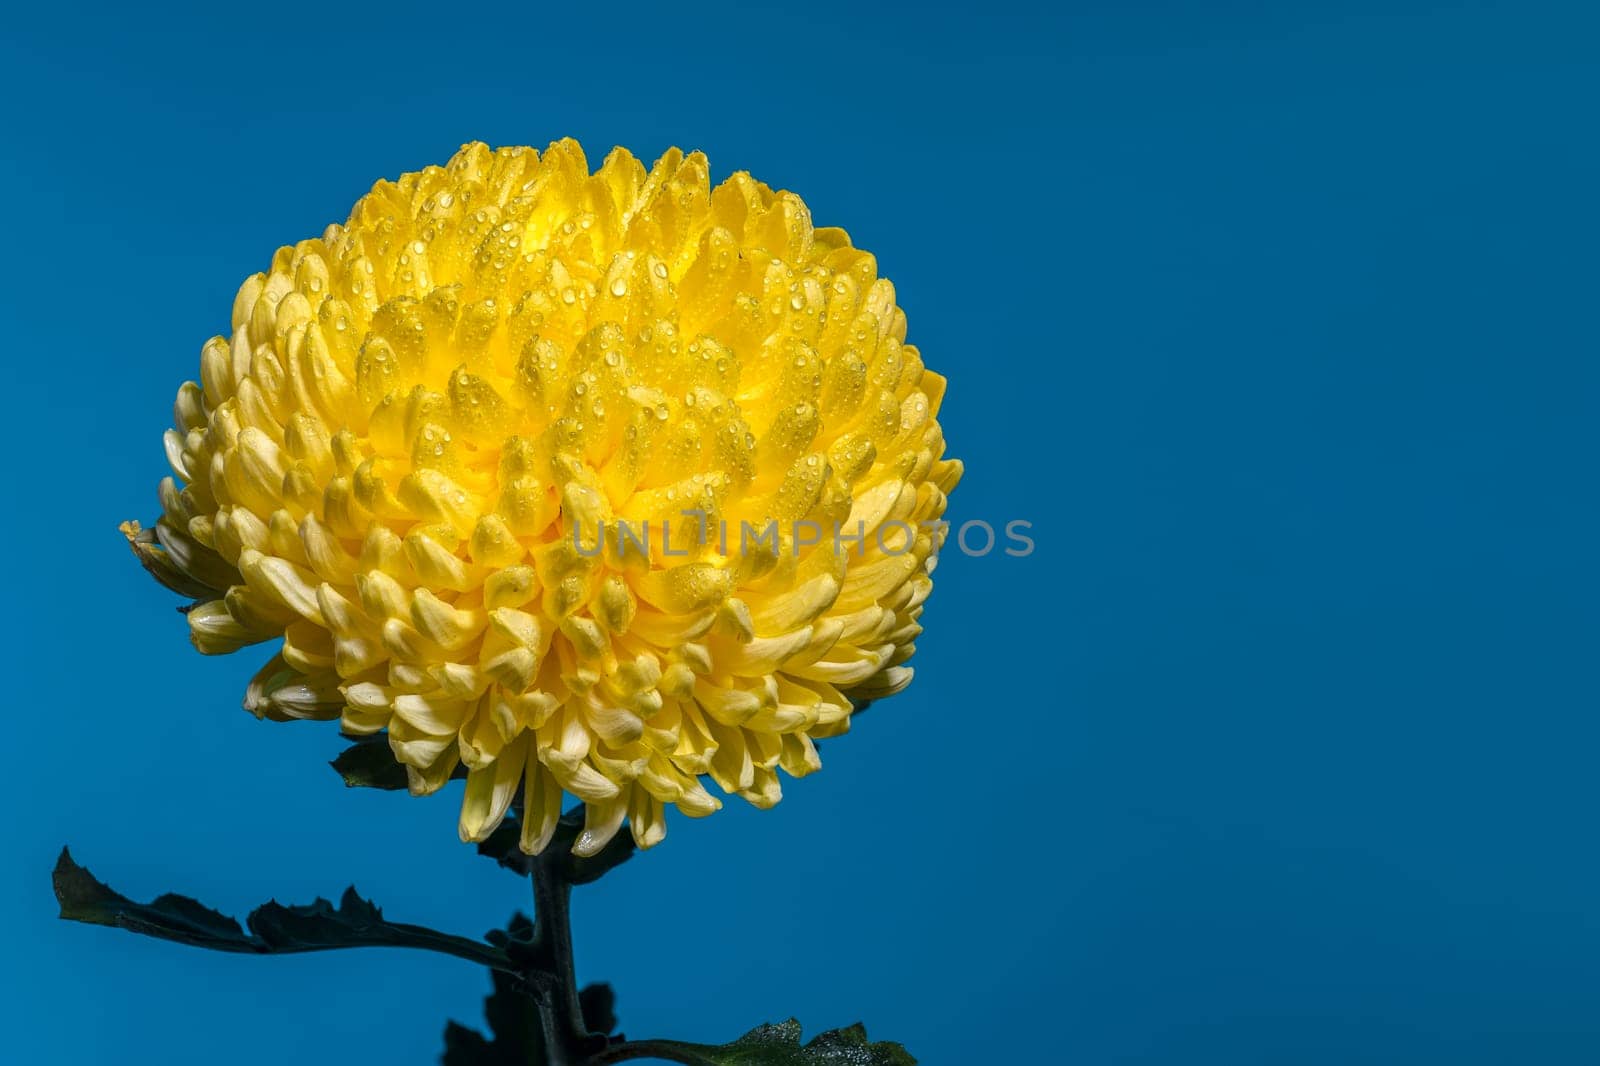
[486,911,542,973]
[442,968,545,1066]
[580,982,618,1037]
[54,848,510,972]
[331,735,473,790]
[55,846,253,951]
[441,1021,495,1063]
[329,736,411,790]
[599,1019,915,1065]
[476,819,533,876]
[484,910,535,947]
[800,1024,914,1064]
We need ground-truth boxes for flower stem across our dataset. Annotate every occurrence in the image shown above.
[528,852,603,1065]
[585,1040,708,1064]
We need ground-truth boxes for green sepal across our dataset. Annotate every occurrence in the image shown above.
[476,806,637,885]
[329,735,453,790]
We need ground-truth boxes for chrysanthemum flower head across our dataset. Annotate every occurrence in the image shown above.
[125,140,960,856]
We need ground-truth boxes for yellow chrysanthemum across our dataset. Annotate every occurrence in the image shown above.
[124,140,960,856]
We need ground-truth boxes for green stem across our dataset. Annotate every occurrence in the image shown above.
[585,1040,710,1065]
[529,852,604,1065]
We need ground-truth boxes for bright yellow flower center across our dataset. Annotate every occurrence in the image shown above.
[125,139,960,855]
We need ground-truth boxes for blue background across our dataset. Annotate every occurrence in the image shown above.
[2,2,1595,1063]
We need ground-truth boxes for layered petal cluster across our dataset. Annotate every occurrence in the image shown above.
[125,140,960,855]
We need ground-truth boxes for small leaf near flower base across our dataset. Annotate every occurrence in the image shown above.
[331,735,471,791]
[477,806,638,883]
